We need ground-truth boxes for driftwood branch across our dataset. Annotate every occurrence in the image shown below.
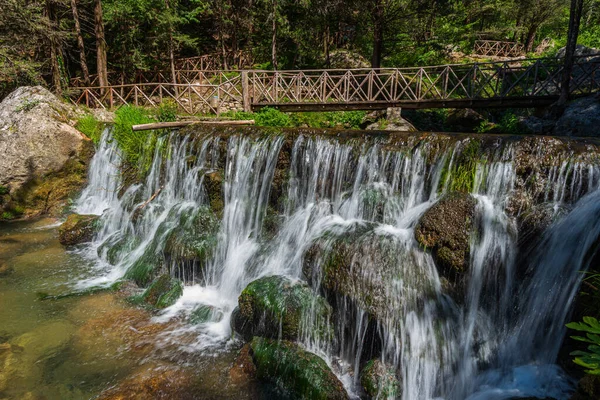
[135,186,163,212]
[131,120,255,131]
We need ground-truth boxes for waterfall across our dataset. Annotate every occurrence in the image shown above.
[77,130,600,399]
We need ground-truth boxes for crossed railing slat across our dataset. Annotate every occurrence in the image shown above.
[69,56,600,114]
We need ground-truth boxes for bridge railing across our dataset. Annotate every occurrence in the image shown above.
[68,56,600,112]
[249,56,599,106]
[473,40,525,58]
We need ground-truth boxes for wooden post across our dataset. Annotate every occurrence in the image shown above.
[242,71,251,112]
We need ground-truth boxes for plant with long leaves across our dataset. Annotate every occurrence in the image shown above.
[567,316,600,374]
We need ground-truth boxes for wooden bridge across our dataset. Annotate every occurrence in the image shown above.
[473,40,525,58]
[69,56,600,114]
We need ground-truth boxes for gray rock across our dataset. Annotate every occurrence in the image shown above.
[366,107,416,132]
[446,108,486,132]
[0,86,87,194]
[554,95,600,137]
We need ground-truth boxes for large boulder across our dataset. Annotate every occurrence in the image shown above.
[415,192,477,277]
[0,86,86,194]
[553,95,600,138]
[58,214,99,245]
[249,337,349,400]
[232,275,332,341]
[445,108,486,132]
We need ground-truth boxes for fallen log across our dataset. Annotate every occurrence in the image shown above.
[132,120,255,131]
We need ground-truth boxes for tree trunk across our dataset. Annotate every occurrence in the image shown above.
[46,0,62,94]
[558,0,585,106]
[371,0,383,69]
[324,24,330,68]
[524,25,537,53]
[94,0,109,89]
[71,0,90,85]
[271,0,278,70]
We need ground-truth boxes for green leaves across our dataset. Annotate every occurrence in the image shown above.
[567,316,600,375]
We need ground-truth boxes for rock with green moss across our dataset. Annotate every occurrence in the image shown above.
[570,374,600,400]
[190,305,224,324]
[139,274,183,309]
[163,206,219,263]
[58,214,100,245]
[414,192,476,277]
[0,261,13,277]
[304,225,437,322]
[250,337,348,400]
[233,275,332,342]
[360,359,401,399]
[124,250,164,287]
[204,171,224,216]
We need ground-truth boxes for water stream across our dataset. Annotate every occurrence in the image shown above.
[67,129,600,399]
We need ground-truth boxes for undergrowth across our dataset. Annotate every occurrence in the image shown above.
[222,107,366,129]
[76,114,104,144]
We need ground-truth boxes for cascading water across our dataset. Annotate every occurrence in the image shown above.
[77,128,600,400]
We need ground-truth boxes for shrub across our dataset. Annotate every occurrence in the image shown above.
[567,316,600,375]
[76,114,104,144]
[156,99,178,122]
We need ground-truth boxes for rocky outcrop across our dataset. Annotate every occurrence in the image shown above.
[163,206,219,263]
[249,337,349,400]
[415,192,476,277]
[360,359,401,399]
[232,275,332,341]
[58,214,99,245]
[445,108,486,132]
[0,86,93,219]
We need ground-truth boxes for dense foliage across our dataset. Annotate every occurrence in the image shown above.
[1,0,599,97]
[567,316,600,375]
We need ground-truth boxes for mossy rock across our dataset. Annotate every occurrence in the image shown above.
[163,206,219,263]
[570,374,600,400]
[414,192,476,277]
[139,274,183,309]
[58,214,100,245]
[233,275,332,342]
[189,305,224,324]
[250,337,348,400]
[204,171,224,216]
[304,224,437,322]
[124,249,164,287]
[360,359,400,399]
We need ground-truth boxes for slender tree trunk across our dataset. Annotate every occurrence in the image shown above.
[164,0,177,93]
[324,24,330,67]
[94,0,109,89]
[46,0,62,94]
[371,0,383,68]
[71,0,90,85]
[524,25,538,52]
[558,0,585,106]
[271,0,278,70]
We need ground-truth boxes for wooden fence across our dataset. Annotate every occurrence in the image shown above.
[473,40,525,58]
[69,56,600,114]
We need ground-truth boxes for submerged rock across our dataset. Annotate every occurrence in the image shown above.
[233,275,332,341]
[139,274,183,309]
[415,192,476,277]
[58,214,99,245]
[360,359,401,399]
[250,337,348,400]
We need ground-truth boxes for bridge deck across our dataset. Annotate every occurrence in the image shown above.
[69,56,600,114]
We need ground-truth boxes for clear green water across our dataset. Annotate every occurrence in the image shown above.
[0,219,269,400]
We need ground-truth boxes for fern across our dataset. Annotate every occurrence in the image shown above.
[567,316,600,375]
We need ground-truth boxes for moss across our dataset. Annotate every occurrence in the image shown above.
[58,214,100,245]
[76,114,104,144]
[124,250,164,287]
[250,337,348,400]
[140,274,183,309]
[439,139,483,194]
[360,360,401,399]
[233,275,332,342]
[189,305,224,324]
[163,206,219,263]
